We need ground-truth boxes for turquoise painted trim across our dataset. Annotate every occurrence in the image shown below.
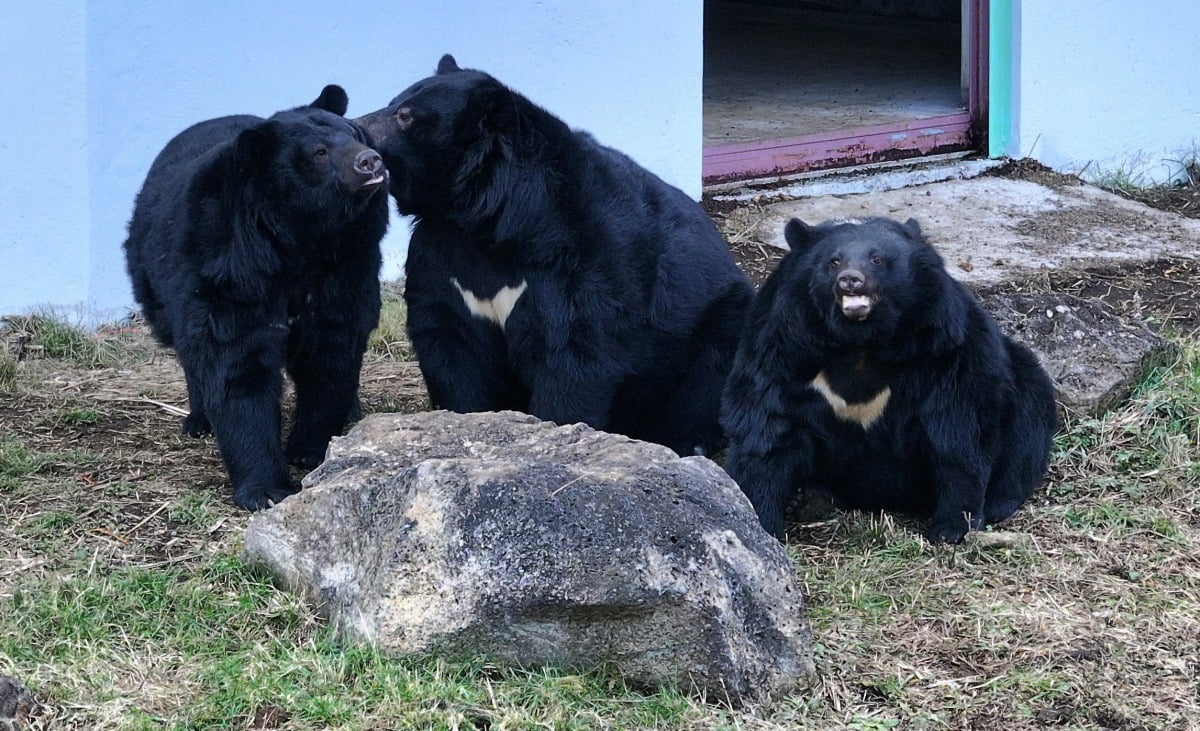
[988,0,1013,158]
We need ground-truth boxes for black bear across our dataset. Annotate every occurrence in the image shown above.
[720,217,1057,544]
[355,55,752,456]
[123,86,390,510]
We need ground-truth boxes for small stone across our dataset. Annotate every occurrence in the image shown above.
[969,530,1031,550]
[0,675,36,730]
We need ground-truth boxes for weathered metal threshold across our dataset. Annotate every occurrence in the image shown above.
[702,111,975,184]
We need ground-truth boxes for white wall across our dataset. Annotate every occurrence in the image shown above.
[1,1,702,321]
[1012,1,1200,185]
[0,2,90,317]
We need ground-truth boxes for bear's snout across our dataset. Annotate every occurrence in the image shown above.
[835,268,873,320]
[355,148,383,175]
[349,147,388,192]
[836,269,866,294]
[352,110,391,146]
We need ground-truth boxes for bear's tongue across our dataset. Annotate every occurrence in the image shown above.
[840,295,872,320]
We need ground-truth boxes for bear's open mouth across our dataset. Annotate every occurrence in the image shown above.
[359,169,389,193]
[839,294,873,320]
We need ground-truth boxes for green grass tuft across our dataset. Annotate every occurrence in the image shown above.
[0,352,18,393]
[367,283,413,361]
[1,558,715,730]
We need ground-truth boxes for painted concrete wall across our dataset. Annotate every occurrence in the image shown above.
[0,2,91,318]
[1005,1,1200,185]
[1,1,702,321]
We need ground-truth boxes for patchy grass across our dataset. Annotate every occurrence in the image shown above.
[3,558,708,730]
[2,311,154,369]
[0,353,18,393]
[2,302,1199,728]
[367,281,414,362]
[1089,152,1200,219]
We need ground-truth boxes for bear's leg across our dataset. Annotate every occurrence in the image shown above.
[406,293,523,413]
[415,324,520,413]
[926,461,988,544]
[983,461,1034,524]
[525,349,621,431]
[920,388,997,544]
[723,443,806,538]
[181,365,212,437]
[719,341,810,537]
[183,334,295,511]
[637,342,727,456]
[630,288,748,456]
[284,325,365,470]
[283,261,383,469]
[983,341,1057,524]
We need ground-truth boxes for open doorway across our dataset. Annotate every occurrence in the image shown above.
[703,0,986,182]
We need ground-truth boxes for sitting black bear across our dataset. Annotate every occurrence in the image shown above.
[720,216,1057,544]
[355,55,752,456]
[123,86,389,510]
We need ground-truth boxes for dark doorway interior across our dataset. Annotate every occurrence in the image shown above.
[703,0,982,181]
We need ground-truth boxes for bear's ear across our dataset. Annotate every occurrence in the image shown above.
[901,217,924,239]
[310,85,349,116]
[437,54,461,74]
[234,124,275,179]
[783,218,819,251]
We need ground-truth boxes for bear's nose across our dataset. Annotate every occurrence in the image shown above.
[837,270,865,294]
[355,149,383,176]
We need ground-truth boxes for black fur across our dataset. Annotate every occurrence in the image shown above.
[356,55,752,456]
[123,86,389,510]
[720,217,1057,544]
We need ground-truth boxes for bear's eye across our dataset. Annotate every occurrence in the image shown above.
[829,257,841,268]
[313,146,329,159]
[396,107,414,129]
[870,255,885,266]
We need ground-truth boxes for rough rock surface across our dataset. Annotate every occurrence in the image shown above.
[243,411,813,704]
[0,675,35,731]
[979,291,1177,417]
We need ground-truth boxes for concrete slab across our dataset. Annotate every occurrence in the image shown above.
[726,176,1200,288]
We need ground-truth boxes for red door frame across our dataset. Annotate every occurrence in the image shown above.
[702,0,989,183]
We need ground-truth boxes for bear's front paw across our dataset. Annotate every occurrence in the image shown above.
[755,504,787,540]
[285,444,326,470]
[233,480,300,512]
[925,522,968,545]
[181,411,212,437]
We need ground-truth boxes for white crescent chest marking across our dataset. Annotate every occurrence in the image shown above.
[450,278,529,331]
[809,371,891,429]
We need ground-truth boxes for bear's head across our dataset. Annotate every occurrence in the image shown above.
[784,216,948,345]
[231,85,388,241]
[354,55,522,218]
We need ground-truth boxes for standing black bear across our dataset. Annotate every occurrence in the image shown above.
[720,217,1057,544]
[123,86,390,510]
[356,55,752,456]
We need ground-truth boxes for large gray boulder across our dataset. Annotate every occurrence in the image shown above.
[243,411,813,705]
